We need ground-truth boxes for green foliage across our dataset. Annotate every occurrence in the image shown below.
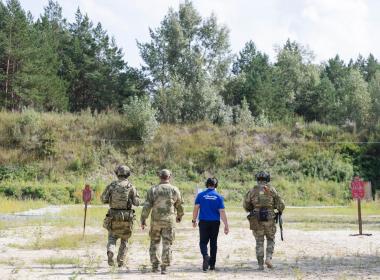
[235,97,254,128]
[340,69,371,127]
[138,0,231,90]
[0,165,38,181]
[123,96,159,142]
[369,70,380,125]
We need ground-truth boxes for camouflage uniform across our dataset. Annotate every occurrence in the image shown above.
[101,173,140,266]
[243,183,285,269]
[140,181,184,270]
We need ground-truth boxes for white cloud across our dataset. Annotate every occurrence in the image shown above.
[17,0,380,66]
[296,0,370,62]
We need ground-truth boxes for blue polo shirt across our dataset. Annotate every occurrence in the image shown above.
[195,188,225,221]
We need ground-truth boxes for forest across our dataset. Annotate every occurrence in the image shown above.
[0,0,379,204]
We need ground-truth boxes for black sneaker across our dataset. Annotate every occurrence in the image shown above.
[161,265,167,275]
[209,265,215,270]
[202,256,210,271]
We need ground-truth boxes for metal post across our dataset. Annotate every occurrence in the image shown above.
[358,198,362,235]
[83,202,88,238]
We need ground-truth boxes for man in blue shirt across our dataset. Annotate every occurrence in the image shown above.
[192,178,229,271]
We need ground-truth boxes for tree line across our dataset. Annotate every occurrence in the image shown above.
[1,0,380,129]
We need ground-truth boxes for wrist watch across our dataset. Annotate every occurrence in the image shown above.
[192,219,196,223]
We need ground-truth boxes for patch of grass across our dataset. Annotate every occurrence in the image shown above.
[82,251,102,274]
[130,233,150,245]
[0,196,46,214]
[11,233,104,250]
[0,257,23,266]
[35,256,81,267]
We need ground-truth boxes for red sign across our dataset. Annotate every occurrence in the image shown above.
[351,178,365,199]
[82,184,93,203]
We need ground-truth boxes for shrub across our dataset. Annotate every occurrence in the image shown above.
[123,96,159,142]
[236,97,255,128]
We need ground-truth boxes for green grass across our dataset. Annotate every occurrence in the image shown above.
[1,110,375,206]
[0,196,46,214]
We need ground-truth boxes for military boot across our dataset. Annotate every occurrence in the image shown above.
[107,251,115,266]
[265,258,274,269]
[258,257,264,271]
[161,265,167,275]
[152,264,159,273]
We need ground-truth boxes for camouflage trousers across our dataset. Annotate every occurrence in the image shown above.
[149,224,175,267]
[251,219,276,262]
[107,221,133,264]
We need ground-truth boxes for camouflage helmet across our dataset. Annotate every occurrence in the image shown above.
[159,169,171,178]
[114,165,131,177]
[255,171,270,182]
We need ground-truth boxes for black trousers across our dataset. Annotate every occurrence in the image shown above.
[199,220,220,266]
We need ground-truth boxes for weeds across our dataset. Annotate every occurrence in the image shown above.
[11,233,103,250]
[36,256,80,268]
[0,196,46,213]
[1,110,378,206]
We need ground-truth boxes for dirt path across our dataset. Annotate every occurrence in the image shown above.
[1,220,380,279]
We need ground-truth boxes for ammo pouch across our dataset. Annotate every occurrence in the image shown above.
[109,209,135,222]
[103,209,135,231]
[259,208,269,222]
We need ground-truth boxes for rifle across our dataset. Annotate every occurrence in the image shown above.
[275,212,284,241]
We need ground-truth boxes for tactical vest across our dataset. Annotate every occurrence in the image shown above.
[109,180,133,210]
[250,185,274,209]
[151,184,176,220]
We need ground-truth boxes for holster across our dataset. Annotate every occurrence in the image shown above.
[247,210,258,230]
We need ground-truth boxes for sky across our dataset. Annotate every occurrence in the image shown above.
[17,0,380,68]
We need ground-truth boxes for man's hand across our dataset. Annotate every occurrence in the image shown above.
[192,220,197,228]
[176,217,182,223]
[224,225,229,235]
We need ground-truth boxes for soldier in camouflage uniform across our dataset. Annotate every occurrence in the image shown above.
[140,169,184,274]
[243,171,285,270]
[101,165,140,267]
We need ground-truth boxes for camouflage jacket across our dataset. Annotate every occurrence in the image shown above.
[101,179,140,210]
[140,183,184,226]
[243,184,285,213]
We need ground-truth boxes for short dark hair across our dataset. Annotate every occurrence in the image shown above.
[205,178,218,187]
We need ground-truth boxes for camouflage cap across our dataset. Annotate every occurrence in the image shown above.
[114,165,131,177]
[159,169,171,178]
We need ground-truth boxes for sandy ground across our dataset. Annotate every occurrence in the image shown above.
[0,210,380,280]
